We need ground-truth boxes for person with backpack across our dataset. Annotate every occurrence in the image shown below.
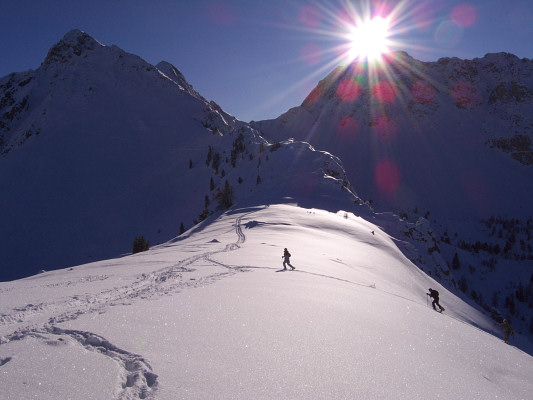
[494,319,514,344]
[282,248,295,270]
[427,288,445,312]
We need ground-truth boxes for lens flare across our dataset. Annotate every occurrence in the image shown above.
[337,79,362,102]
[375,160,400,197]
[260,0,457,180]
[451,4,477,27]
[206,2,238,26]
[452,81,480,108]
[412,80,436,104]
[372,80,397,103]
[435,20,463,48]
[303,85,323,105]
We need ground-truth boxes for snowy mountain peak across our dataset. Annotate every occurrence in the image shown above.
[475,51,521,64]
[385,50,413,61]
[0,30,362,282]
[62,29,101,46]
[301,51,420,107]
[42,29,103,67]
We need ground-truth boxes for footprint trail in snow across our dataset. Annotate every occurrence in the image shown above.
[0,210,256,400]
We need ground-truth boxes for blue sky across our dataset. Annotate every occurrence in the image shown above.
[1,0,532,122]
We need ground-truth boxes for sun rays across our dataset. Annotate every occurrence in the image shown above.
[259,0,485,199]
[271,0,453,199]
[345,16,391,62]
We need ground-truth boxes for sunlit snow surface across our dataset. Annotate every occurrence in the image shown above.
[1,204,532,399]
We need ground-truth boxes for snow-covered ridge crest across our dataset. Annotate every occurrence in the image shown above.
[155,61,205,101]
[0,204,532,398]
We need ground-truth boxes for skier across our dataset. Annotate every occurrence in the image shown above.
[282,248,295,270]
[494,319,514,344]
[427,288,445,312]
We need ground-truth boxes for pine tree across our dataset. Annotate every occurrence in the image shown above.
[215,180,233,210]
[451,252,461,270]
[132,236,150,254]
[212,152,221,173]
[509,295,516,315]
[230,133,245,168]
[179,223,185,235]
[233,133,245,153]
[206,145,212,165]
[198,208,209,222]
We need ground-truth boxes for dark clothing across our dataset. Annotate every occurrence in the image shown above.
[283,249,294,270]
[428,289,445,312]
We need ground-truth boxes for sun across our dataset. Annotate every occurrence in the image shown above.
[347,16,391,62]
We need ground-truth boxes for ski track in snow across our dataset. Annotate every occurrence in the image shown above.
[5,327,158,400]
[1,207,509,397]
[0,209,259,399]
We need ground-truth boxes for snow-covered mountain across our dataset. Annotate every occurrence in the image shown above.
[0,30,357,281]
[1,204,532,399]
[253,52,533,222]
[252,51,533,341]
[1,30,532,399]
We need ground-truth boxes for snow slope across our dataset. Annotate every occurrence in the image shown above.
[1,204,531,399]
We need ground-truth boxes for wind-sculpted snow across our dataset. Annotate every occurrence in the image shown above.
[1,204,532,399]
